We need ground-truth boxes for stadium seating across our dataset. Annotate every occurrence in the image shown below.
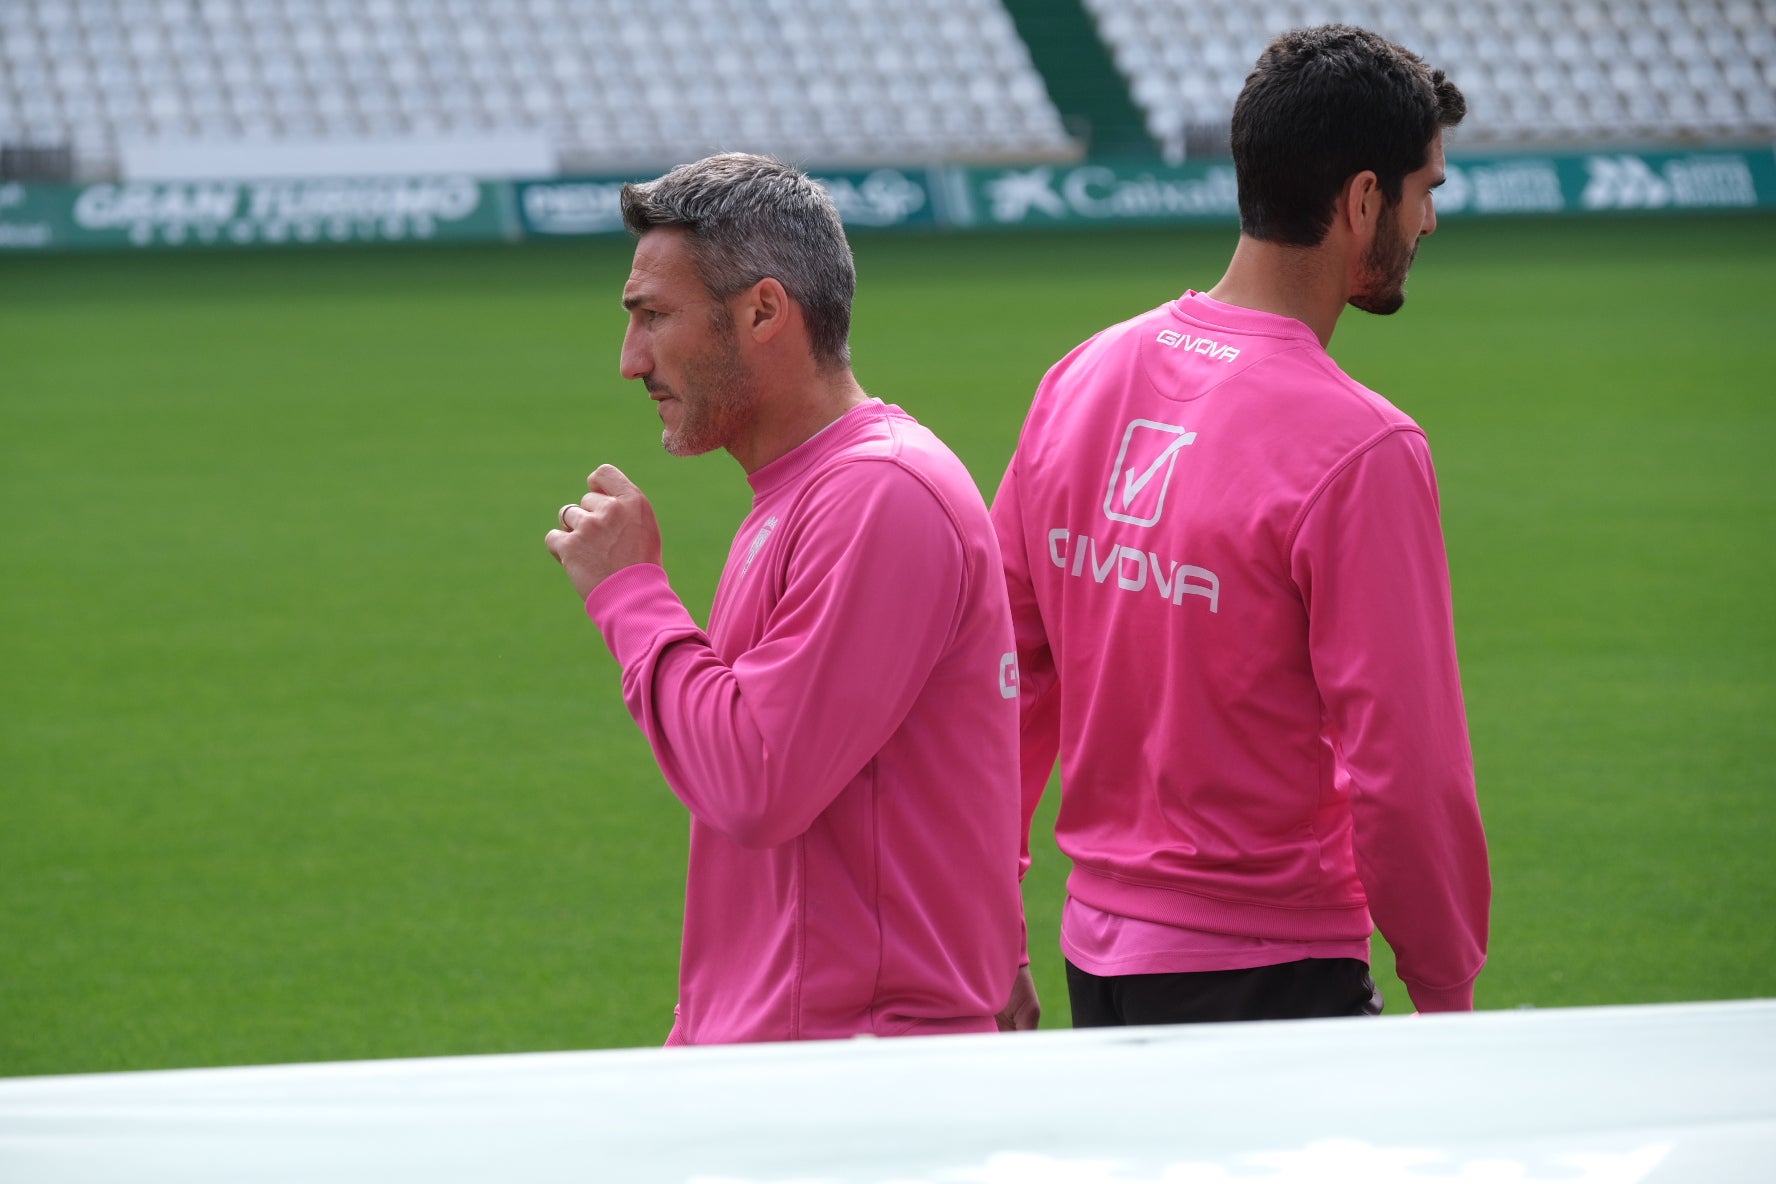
[1084,0,1776,161]
[1,0,1772,181]
[0,0,1076,181]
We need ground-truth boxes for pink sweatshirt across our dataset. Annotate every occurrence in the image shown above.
[587,400,1022,1044]
[992,293,1490,1012]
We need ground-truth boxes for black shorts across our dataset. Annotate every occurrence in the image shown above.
[1065,956,1385,1026]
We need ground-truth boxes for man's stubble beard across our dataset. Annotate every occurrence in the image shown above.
[660,313,760,458]
[1349,204,1416,317]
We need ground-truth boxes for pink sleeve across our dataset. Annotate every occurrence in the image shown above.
[1291,429,1492,1012]
[586,461,966,850]
[990,454,1062,881]
[990,454,1061,969]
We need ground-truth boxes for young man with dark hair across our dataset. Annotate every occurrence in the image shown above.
[992,25,1491,1031]
[547,153,1022,1044]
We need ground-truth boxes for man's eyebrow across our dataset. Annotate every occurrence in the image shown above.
[621,291,647,311]
[1430,173,1447,189]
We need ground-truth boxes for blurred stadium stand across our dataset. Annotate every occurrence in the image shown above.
[1086,0,1776,162]
[0,0,1772,181]
[0,0,1076,181]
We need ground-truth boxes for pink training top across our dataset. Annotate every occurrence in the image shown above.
[992,292,1490,1012]
[1061,897,1370,977]
[587,400,1023,1044]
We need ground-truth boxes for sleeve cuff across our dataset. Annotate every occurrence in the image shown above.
[583,563,702,671]
[1404,978,1477,1013]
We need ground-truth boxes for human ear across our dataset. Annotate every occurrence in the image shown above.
[742,277,791,345]
[1342,170,1384,235]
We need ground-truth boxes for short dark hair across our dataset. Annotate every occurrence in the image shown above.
[1230,24,1466,247]
[620,153,856,370]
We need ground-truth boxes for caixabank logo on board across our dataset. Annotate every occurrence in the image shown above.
[982,164,1238,225]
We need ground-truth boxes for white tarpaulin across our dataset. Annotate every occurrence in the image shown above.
[2,999,1772,1183]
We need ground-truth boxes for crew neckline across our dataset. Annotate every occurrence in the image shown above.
[747,398,889,494]
[1174,290,1320,346]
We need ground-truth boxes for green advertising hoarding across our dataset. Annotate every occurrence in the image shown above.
[513,166,941,238]
[3,149,1771,252]
[1438,149,1774,216]
[0,175,514,250]
[944,160,1239,227]
[950,147,1776,228]
[0,181,64,248]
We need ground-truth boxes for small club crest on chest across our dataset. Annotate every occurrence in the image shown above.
[739,516,780,576]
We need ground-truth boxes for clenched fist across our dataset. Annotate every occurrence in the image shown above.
[545,464,664,599]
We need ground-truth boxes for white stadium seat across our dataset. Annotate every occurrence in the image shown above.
[1,0,1772,180]
[1084,0,1776,160]
[0,0,1079,177]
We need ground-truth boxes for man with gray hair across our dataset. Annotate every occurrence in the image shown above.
[546,153,1023,1045]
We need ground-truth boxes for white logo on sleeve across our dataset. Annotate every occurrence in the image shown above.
[1104,419,1196,527]
[998,652,1019,699]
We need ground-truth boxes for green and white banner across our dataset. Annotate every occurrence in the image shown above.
[4,149,1772,251]
[514,167,940,238]
[0,175,513,250]
[0,181,64,248]
[943,161,1239,227]
[1439,149,1774,215]
[953,148,1776,227]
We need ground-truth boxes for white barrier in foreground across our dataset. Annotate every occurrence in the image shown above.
[1,999,1771,1183]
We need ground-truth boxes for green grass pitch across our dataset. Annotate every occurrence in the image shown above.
[3,212,1773,1075]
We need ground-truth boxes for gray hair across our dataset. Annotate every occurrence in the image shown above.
[620,153,855,370]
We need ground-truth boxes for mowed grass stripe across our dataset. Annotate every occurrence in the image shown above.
[2,213,1772,1075]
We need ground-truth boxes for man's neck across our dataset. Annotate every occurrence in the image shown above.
[1206,234,1345,348]
[729,371,871,474]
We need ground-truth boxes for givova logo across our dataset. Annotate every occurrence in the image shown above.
[1156,329,1240,362]
[1104,419,1196,527]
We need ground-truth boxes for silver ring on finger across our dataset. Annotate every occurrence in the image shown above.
[558,503,578,530]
